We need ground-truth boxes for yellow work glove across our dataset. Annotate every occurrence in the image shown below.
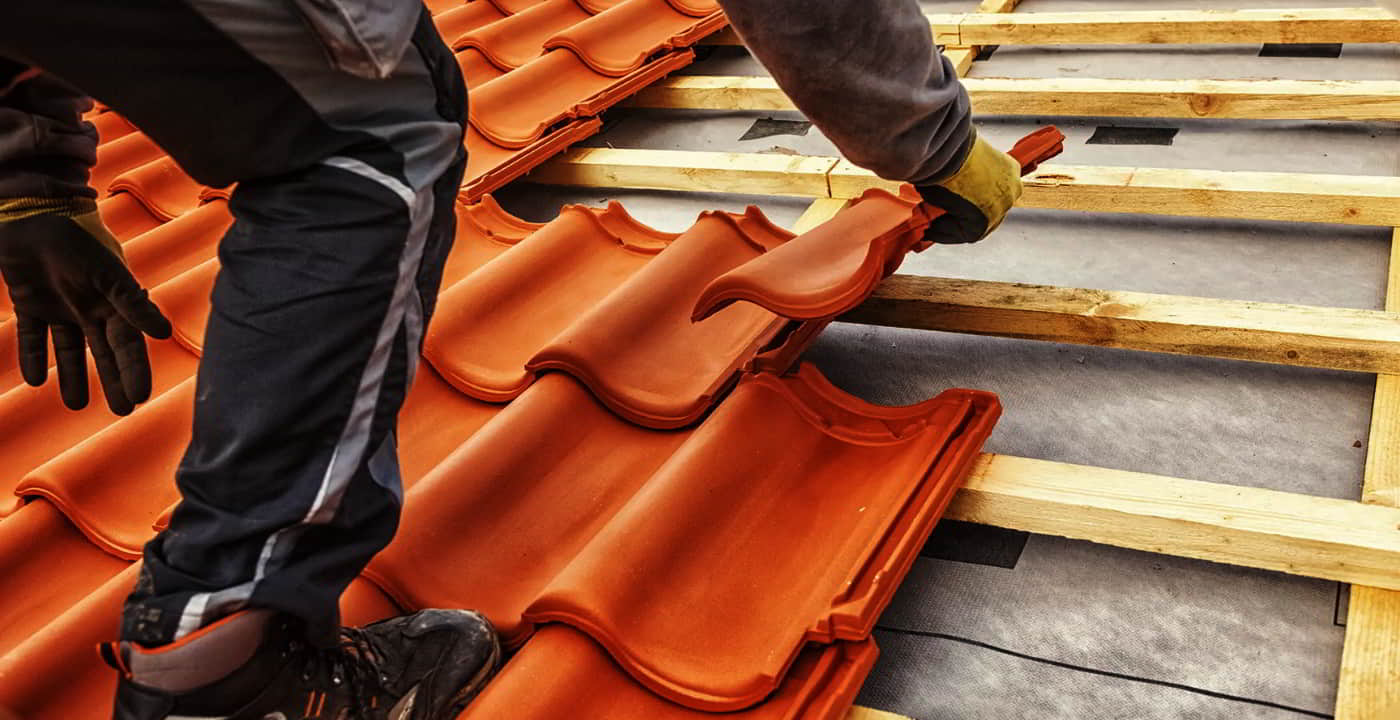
[0,197,171,415]
[915,128,1023,244]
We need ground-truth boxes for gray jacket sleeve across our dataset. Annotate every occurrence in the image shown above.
[714,0,972,185]
[0,58,98,200]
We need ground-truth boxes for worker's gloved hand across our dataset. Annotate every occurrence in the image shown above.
[0,198,172,415]
[915,128,1023,244]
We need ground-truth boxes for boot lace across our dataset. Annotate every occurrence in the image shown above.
[297,628,394,719]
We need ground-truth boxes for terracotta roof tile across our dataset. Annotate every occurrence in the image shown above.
[0,11,1069,718]
[694,187,934,322]
[461,626,878,720]
[97,193,164,241]
[0,501,127,657]
[106,156,208,222]
[370,366,997,710]
[90,132,164,194]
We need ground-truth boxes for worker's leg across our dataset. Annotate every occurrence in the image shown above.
[715,0,972,183]
[0,0,466,648]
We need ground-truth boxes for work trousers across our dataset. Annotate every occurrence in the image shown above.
[0,0,467,648]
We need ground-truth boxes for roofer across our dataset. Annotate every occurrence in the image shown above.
[0,1,1020,718]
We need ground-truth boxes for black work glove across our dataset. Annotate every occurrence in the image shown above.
[0,198,172,414]
[915,128,1024,245]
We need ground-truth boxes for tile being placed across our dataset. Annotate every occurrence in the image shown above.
[460,626,878,720]
[368,364,1000,710]
[694,187,934,322]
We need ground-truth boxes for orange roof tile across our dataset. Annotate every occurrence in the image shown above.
[461,626,878,720]
[0,4,1070,715]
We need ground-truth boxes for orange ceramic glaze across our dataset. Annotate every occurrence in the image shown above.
[524,366,999,709]
[458,0,591,71]
[0,501,127,657]
[121,200,232,290]
[694,188,934,323]
[468,48,692,149]
[435,1,506,46]
[527,208,791,428]
[105,156,207,222]
[365,373,692,642]
[91,132,165,195]
[0,341,198,518]
[98,193,165,242]
[461,118,601,200]
[0,565,400,720]
[459,626,878,720]
[17,379,196,559]
[88,111,137,145]
[546,0,727,77]
[424,203,672,402]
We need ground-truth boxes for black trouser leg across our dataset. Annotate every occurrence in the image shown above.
[0,1,467,647]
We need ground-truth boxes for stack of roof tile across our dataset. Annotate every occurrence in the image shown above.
[0,3,1054,718]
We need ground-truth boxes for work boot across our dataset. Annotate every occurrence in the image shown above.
[102,608,501,720]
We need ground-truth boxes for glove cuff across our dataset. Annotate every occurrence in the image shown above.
[0,196,98,224]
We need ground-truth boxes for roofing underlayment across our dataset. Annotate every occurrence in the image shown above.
[0,2,1052,717]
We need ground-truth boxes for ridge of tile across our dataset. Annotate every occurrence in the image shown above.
[151,258,219,355]
[484,0,549,14]
[97,193,164,241]
[363,372,691,642]
[0,563,137,719]
[523,366,998,710]
[368,364,999,710]
[694,187,934,323]
[434,1,507,46]
[0,340,198,518]
[424,203,673,402]
[456,0,591,71]
[91,132,164,196]
[122,200,231,291]
[17,364,497,559]
[462,118,601,200]
[105,156,207,222]
[466,47,692,149]
[661,0,719,17]
[87,112,136,145]
[524,207,793,428]
[545,0,726,77]
[16,380,195,560]
[459,626,878,720]
[440,196,543,288]
[454,46,507,86]
[425,0,469,15]
[0,500,127,657]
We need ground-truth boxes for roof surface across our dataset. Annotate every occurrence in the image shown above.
[0,1,1003,717]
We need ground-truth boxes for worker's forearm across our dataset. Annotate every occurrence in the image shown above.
[0,58,97,200]
[715,0,972,184]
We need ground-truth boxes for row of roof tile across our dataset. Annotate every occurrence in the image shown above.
[0,5,1065,715]
[0,110,1005,718]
